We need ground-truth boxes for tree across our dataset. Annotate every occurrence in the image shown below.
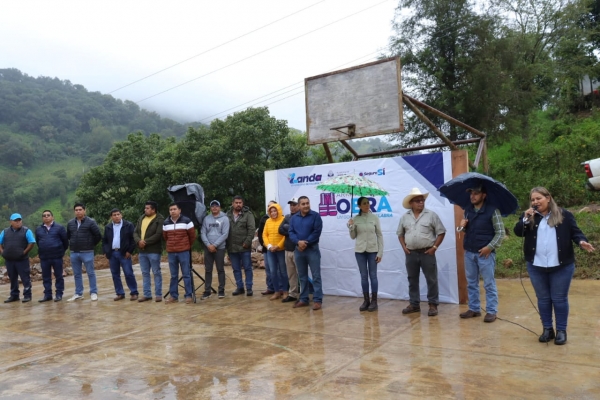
[388,0,512,145]
[387,0,600,145]
[76,108,310,221]
[76,132,174,222]
[155,107,308,214]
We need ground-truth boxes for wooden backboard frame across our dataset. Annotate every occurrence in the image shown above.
[305,57,404,145]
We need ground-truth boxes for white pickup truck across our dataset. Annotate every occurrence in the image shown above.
[583,158,600,190]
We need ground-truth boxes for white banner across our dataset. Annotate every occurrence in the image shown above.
[267,152,458,304]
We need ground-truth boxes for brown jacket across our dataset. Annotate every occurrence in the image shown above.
[162,215,196,253]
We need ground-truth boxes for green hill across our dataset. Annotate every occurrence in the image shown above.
[0,68,202,224]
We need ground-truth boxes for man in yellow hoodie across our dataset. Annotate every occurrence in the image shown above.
[262,203,289,300]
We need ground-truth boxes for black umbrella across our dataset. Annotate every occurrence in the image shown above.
[438,172,518,217]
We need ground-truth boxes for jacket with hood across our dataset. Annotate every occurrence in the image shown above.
[201,211,230,250]
[262,203,285,251]
[226,206,255,253]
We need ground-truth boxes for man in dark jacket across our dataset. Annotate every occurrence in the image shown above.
[226,195,255,296]
[133,201,165,302]
[289,196,323,310]
[278,197,300,303]
[35,210,68,302]
[458,185,505,323]
[103,208,138,301]
[1,213,36,303]
[66,203,102,302]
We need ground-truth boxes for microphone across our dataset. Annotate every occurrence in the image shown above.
[525,205,538,222]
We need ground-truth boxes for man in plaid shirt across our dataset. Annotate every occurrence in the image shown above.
[458,185,505,323]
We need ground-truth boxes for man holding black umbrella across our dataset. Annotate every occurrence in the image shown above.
[459,185,505,323]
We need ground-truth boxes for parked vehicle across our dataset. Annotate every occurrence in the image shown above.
[583,158,600,190]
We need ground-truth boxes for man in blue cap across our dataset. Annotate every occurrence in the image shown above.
[0,213,36,303]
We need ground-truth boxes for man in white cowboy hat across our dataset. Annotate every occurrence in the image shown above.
[396,188,446,316]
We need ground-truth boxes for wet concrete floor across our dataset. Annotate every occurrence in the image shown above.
[1,264,600,399]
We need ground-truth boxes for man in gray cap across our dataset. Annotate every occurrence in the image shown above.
[200,200,229,299]
[0,213,36,303]
[278,197,300,303]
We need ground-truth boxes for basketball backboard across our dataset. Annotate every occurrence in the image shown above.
[305,57,403,145]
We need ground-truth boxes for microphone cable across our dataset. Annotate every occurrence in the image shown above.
[466,206,548,338]
[497,207,545,342]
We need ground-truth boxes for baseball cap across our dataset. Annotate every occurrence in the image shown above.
[209,200,220,207]
[288,197,299,205]
[10,213,22,221]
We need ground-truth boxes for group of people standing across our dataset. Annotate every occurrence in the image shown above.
[1,185,594,344]
[350,184,593,345]
[256,196,324,310]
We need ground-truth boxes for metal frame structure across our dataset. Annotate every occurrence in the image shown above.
[319,93,488,172]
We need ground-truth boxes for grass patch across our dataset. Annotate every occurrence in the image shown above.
[20,158,85,183]
[27,190,78,225]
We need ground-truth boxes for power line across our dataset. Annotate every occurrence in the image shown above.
[198,51,382,122]
[134,0,393,104]
[108,0,327,95]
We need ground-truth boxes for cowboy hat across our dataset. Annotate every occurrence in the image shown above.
[402,188,429,209]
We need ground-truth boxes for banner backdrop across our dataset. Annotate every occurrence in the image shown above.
[269,152,458,304]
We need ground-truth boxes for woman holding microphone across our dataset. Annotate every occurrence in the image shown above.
[514,187,594,345]
[348,196,384,312]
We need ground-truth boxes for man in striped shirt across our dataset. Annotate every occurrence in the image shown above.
[458,185,505,323]
[163,203,196,304]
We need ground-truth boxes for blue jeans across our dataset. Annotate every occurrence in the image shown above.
[267,251,288,292]
[527,262,574,331]
[40,257,64,297]
[139,252,162,297]
[295,245,323,304]
[229,251,253,290]
[355,252,378,295]
[109,252,138,296]
[70,252,97,296]
[464,250,498,314]
[264,251,274,291]
[168,251,192,299]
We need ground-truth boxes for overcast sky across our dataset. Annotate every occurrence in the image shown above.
[1,0,399,130]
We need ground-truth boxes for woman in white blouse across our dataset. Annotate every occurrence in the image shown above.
[348,196,384,312]
[514,187,595,345]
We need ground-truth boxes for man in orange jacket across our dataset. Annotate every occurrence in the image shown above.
[163,203,196,304]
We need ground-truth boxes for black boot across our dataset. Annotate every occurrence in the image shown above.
[539,327,555,343]
[367,293,378,312]
[554,330,567,345]
[359,293,370,312]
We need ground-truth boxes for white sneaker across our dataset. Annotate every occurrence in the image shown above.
[91,293,98,301]
[67,294,84,302]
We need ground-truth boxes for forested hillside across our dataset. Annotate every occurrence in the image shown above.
[0,68,194,219]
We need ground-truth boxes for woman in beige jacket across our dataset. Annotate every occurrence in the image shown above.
[348,196,384,312]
